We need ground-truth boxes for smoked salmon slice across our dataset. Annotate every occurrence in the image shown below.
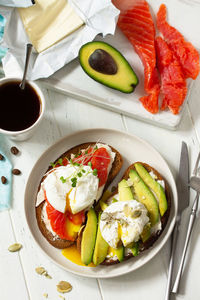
[155,36,187,114]
[157,4,200,80]
[113,0,160,114]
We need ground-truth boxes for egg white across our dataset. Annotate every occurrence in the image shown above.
[100,200,149,248]
[42,165,99,214]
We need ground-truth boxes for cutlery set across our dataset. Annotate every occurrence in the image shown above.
[165,142,200,299]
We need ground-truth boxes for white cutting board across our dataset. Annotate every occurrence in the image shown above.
[40,27,193,130]
[40,0,200,130]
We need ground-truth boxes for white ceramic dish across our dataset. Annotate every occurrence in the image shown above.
[24,128,178,278]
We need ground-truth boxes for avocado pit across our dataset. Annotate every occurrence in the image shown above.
[88,49,118,75]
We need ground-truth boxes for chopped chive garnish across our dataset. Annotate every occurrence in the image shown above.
[93,169,98,176]
[50,162,55,168]
[82,169,86,173]
[77,172,82,177]
[60,176,66,183]
[94,145,98,150]
[69,159,74,165]
[74,162,80,166]
[72,182,77,187]
[85,150,88,154]
[71,177,77,183]
[88,161,92,167]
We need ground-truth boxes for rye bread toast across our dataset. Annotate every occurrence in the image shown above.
[35,142,123,249]
[77,162,171,265]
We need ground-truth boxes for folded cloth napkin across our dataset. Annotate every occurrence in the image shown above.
[0,135,12,211]
[0,14,7,62]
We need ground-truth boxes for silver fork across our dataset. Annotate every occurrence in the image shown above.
[172,152,200,294]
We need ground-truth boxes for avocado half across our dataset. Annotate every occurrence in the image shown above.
[79,41,139,93]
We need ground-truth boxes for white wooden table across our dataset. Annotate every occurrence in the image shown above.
[1,73,200,300]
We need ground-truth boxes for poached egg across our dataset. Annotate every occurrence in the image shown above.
[100,200,149,248]
[38,164,99,214]
[36,144,116,215]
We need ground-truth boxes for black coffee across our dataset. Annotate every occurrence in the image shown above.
[0,80,41,131]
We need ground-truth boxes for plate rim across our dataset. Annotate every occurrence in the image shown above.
[24,128,178,278]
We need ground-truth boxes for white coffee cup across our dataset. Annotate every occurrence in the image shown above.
[0,77,45,141]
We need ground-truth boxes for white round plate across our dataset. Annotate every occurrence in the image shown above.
[24,128,178,278]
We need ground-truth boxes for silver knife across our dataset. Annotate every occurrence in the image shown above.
[164,141,189,300]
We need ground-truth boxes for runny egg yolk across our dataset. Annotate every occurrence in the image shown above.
[118,223,122,240]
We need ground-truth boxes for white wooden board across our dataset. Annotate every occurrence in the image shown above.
[40,28,194,131]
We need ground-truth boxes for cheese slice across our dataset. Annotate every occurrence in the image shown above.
[18,0,84,53]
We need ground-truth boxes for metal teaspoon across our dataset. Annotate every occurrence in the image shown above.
[19,43,33,90]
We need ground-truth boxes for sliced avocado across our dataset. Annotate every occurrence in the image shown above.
[79,41,138,93]
[112,197,118,203]
[130,242,139,257]
[140,222,151,243]
[129,170,159,226]
[93,213,109,266]
[134,163,168,216]
[96,190,111,211]
[119,179,133,201]
[81,208,97,265]
[108,246,125,262]
[99,200,108,211]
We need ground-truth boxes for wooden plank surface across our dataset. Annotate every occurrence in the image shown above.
[1,72,200,300]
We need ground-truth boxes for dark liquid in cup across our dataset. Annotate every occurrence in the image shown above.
[0,80,41,131]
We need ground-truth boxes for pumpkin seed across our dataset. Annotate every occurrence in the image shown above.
[131,210,142,218]
[35,267,52,278]
[44,273,52,279]
[43,293,48,298]
[35,267,46,275]
[57,281,72,293]
[8,243,22,252]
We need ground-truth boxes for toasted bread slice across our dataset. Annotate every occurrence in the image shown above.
[35,142,123,249]
[77,162,171,265]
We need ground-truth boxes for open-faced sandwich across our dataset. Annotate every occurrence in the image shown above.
[77,162,170,266]
[35,143,170,267]
[35,142,123,249]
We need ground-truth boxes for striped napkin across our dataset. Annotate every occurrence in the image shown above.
[0,135,12,211]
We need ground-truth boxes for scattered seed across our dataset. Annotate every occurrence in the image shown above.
[35,267,52,279]
[43,293,48,298]
[8,243,22,252]
[12,169,21,175]
[1,176,7,184]
[0,154,4,160]
[35,267,46,275]
[44,273,52,279]
[57,281,72,293]
[10,146,19,155]
[131,210,142,218]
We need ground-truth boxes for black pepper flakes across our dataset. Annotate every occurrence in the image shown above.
[0,154,4,160]
[12,169,21,175]
[10,146,19,155]
[1,176,7,184]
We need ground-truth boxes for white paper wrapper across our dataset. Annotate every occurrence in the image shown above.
[0,0,119,80]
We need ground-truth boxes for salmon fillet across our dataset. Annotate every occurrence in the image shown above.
[157,4,200,80]
[113,0,160,114]
[155,36,187,114]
